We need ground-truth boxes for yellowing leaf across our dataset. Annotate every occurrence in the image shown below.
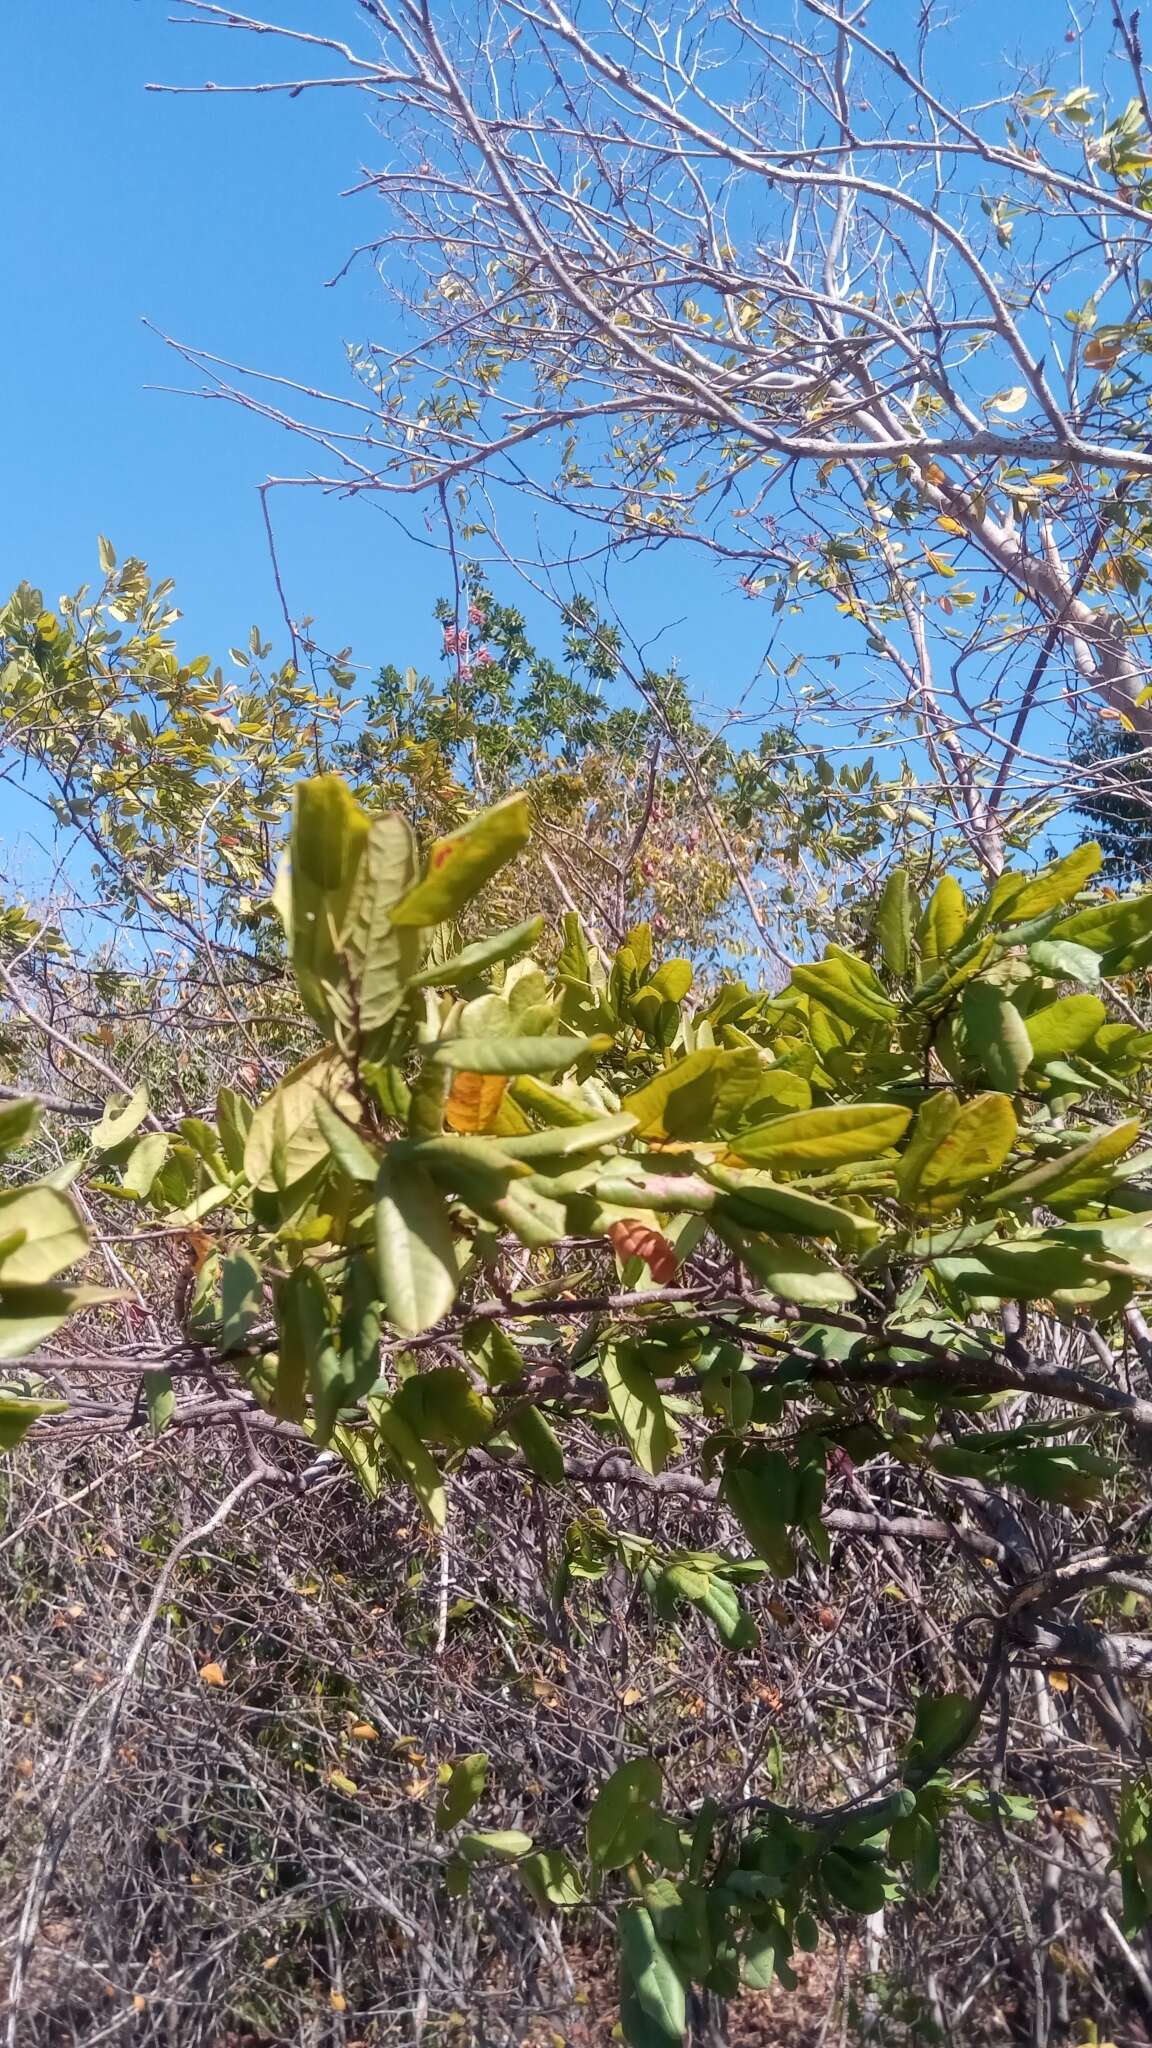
[445,1071,508,1133]
[199,1662,226,1687]
[989,386,1028,413]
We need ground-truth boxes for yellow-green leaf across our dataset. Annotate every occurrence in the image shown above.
[390,794,532,927]
[896,1092,1017,1209]
[1025,994,1106,1064]
[730,1102,911,1170]
[0,1186,87,1285]
[601,1342,672,1474]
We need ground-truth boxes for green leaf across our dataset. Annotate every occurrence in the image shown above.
[0,1285,120,1361]
[144,1371,175,1438]
[0,1392,68,1448]
[1027,939,1101,985]
[1025,993,1105,1063]
[339,811,422,1034]
[314,1098,380,1183]
[1003,843,1101,921]
[220,1251,264,1350]
[517,1849,585,1908]
[717,1223,855,1307]
[646,959,694,1003]
[480,1113,638,1162]
[429,1033,611,1077]
[722,1448,797,1575]
[623,1048,763,1140]
[731,1102,911,1171]
[961,983,1033,1090]
[506,1403,566,1483]
[215,1088,252,1175]
[406,917,546,988]
[284,775,373,1032]
[587,1757,663,1870]
[618,1905,688,2048]
[988,1118,1139,1207]
[0,1100,39,1156]
[375,1159,458,1336]
[244,1052,358,1193]
[122,1130,169,1200]
[436,1753,489,1833]
[896,1092,1017,1209]
[368,1393,447,1526]
[395,1366,495,1448]
[0,1186,87,1285]
[91,1084,150,1153]
[601,1342,672,1474]
[875,868,914,977]
[456,1829,534,1863]
[390,793,532,927]
[903,1693,979,1782]
[918,875,967,964]
[707,1164,871,1247]
[273,1265,331,1425]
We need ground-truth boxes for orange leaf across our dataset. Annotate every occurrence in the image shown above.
[199,1662,226,1688]
[445,1070,508,1133]
[1084,335,1121,368]
[607,1219,678,1283]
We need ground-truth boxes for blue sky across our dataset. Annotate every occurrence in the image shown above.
[1,0,1099,904]
[3,0,787,696]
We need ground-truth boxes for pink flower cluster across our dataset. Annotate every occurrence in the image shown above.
[442,607,494,682]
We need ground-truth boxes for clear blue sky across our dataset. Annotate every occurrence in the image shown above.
[1,0,1087,788]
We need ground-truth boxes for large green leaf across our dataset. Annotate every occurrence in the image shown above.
[506,1403,566,1483]
[622,1048,763,1140]
[902,1693,979,1783]
[1025,994,1105,1063]
[718,1223,856,1307]
[0,1185,87,1285]
[896,1092,1017,1209]
[587,1757,663,1869]
[314,1098,380,1183]
[722,1449,797,1575]
[374,1159,459,1335]
[90,1084,150,1154]
[394,1365,495,1447]
[618,1905,688,2048]
[961,983,1033,1091]
[429,1033,610,1077]
[273,1265,331,1425]
[987,1119,1140,1208]
[730,1102,911,1170]
[1001,842,1101,922]
[601,1342,672,1474]
[456,1829,534,1863]
[389,793,532,927]
[917,875,966,964]
[517,1849,585,1908]
[339,811,422,1033]
[875,868,914,977]
[285,774,373,1031]
[368,1393,447,1526]
[707,1164,872,1247]
[243,1051,358,1192]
